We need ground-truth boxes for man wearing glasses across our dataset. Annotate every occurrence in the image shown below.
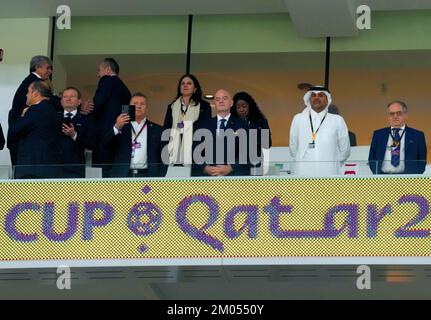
[368,101,427,174]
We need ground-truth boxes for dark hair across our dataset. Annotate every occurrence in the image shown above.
[387,100,408,113]
[131,92,148,100]
[103,58,120,74]
[62,86,82,99]
[175,74,203,104]
[328,104,340,115]
[30,80,51,98]
[231,91,267,124]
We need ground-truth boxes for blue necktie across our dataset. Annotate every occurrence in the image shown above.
[391,128,401,167]
[220,119,226,130]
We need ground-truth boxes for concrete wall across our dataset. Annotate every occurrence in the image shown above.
[0,18,51,166]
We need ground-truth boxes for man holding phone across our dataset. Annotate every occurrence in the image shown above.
[60,87,96,178]
[102,92,167,178]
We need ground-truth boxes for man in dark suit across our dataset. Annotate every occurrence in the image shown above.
[8,81,62,179]
[60,87,96,178]
[8,55,62,165]
[192,89,250,177]
[102,92,167,178]
[328,104,357,146]
[369,101,427,174]
[81,58,131,176]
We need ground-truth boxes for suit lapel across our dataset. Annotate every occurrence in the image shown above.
[404,126,410,154]
[226,116,236,130]
[380,127,391,158]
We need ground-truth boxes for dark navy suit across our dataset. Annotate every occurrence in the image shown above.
[192,115,250,176]
[60,112,97,178]
[368,126,427,174]
[91,75,131,174]
[8,100,62,179]
[102,120,167,178]
[8,73,62,165]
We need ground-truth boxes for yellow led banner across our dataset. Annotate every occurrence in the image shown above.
[1,177,431,262]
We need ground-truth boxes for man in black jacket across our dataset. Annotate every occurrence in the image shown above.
[60,87,96,178]
[8,81,62,179]
[102,92,167,178]
[8,55,62,165]
[81,58,131,177]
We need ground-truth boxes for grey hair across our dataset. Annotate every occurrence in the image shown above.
[387,100,408,113]
[102,58,120,75]
[30,56,52,73]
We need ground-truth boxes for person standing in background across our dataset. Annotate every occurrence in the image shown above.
[60,87,96,178]
[8,55,62,165]
[80,58,131,177]
[163,74,212,165]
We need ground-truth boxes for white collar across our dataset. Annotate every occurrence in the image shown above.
[309,107,328,119]
[32,72,42,79]
[64,109,78,117]
[217,113,231,123]
[132,117,147,126]
[391,125,406,131]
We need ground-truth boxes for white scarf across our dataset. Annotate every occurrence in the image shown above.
[167,97,201,165]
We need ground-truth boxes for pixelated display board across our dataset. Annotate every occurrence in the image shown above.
[1,177,431,262]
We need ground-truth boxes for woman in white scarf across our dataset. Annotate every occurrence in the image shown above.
[163,74,212,165]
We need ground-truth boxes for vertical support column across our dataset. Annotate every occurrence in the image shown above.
[324,36,331,90]
[186,15,194,74]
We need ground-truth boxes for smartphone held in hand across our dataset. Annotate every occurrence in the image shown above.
[121,105,136,122]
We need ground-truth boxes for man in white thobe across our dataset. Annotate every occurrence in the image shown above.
[289,86,350,176]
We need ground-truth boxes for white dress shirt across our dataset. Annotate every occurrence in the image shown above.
[63,109,78,119]
[130,119,148,170]
[289,107,351,176]
[381,125,406,173]
[63,109,78,141]
[113,119,148,169]
[217,114,231,136]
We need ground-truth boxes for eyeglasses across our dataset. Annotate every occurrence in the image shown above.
[389,111,405,117]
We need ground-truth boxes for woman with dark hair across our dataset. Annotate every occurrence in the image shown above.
[231,91,272,148]
[163,74,212,165]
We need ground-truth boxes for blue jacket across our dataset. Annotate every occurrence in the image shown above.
[8,73,62,165]
[8,100,62,179]
[368,126,427,174]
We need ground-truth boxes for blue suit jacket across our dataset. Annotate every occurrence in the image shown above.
[368,126,427,174]
[102,120,167,178]
[192,115,251,176]
[8,100,62,179]
[8,73,62,165]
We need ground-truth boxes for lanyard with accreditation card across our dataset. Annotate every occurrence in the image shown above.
[308,111,327,149]
[389,128,405,149]
[131,121,147,158]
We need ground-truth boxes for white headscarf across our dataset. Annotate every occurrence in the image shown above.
[303,86,332,111]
